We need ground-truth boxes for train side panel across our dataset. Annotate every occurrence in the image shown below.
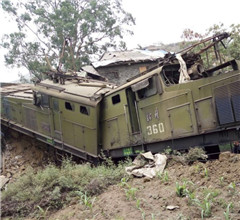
[101,90,136,150]
[58,98,98,155]
[102,62,240,157]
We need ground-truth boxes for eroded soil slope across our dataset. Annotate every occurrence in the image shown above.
[50,153,240,220]
[1,133,240,220]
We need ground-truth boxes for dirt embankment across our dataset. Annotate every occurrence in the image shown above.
[50,153,240,220]
[1,134,240,220]
[1,131,53,185]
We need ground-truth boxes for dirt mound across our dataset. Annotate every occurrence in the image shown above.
[49,153,240,220]
[1,131,54,185]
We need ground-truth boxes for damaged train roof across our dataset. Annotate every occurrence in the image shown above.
[33,78,116,106]
[0,84,33,100]
[92,49,168,68]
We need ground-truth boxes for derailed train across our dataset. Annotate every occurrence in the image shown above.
[1,33,240,163]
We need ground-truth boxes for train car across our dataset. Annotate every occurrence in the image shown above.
[1,78,114,163]
[100,33,240,158]
[101,59,240,158]
[1,33,240,161]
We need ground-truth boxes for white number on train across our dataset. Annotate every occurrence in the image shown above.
[147,123,165,136]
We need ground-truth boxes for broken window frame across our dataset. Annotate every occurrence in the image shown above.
[131,78,149,92]
[161,64,181,86]
[33,92,49,108]
[132,75,162,99]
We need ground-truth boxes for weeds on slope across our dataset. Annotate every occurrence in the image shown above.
[1,157,131,218]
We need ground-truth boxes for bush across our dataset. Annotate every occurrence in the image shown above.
[184,147,208,164]
[2,158,130,218]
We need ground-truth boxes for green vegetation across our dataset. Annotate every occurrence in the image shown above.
[157,171,169,182]
[2,147,240,219]
[193,193,213,219]
[184,147,207,164]
[176,180,194,198]
[1,158,130,218]
[136,199,141,209]
[75,191,96,210]
[36,205,49,220]
[203,188,220,199]
[119,175,149,220]
[204,168,209,178]
[1,0,135,81]
[220,176,225,186]
[224,203,233,220]
[228,182,236,195]
[125,187,138,200]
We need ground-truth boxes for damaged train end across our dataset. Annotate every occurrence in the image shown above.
[102,33,240,159]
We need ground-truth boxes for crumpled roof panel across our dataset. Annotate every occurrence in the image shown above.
[92,49,167,68]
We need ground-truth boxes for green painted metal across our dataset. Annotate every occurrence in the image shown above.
[1,58,240,160]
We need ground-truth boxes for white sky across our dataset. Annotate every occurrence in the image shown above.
[1,0,240,82]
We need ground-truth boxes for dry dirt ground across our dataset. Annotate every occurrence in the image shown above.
[1,134,240,220]
[49,154,240,220]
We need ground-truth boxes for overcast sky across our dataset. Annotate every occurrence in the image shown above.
[1,0,240,82]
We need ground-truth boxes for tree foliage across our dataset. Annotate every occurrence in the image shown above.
[1,0,135,80]
[181,23,240,68]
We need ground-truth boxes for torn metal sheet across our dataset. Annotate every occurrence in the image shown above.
[93,50,167,68]
[126,152,167,178]
[176,54,191,84]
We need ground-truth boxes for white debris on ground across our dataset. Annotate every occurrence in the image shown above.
[126,152,167,178]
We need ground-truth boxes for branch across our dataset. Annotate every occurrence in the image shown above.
[76,25,120,58]
[23,21,58,57]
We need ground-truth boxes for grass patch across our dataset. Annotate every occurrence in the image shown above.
[2,158,131,218]
[184,147,207,164]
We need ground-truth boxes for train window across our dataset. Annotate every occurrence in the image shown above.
[135,77,157,99]
[112,94,121,104]
[41,94,49,107]
[33,92,41,106]
[33,92,49,107]
[80,106,89,115]
[131,78,149,92]
[161,65,180,86]
[65,102,75,111]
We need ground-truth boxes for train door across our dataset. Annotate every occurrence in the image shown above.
[51,98,63,141]
[126,88,142,145]
[130,74,164,143]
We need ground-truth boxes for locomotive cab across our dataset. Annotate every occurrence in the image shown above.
[101,52,240,158]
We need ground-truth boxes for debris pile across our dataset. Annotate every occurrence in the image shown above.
[126,152,167,178]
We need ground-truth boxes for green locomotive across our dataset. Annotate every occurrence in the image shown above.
[1,33,240,162]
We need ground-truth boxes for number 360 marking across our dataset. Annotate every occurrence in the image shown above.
[147,123,165,136]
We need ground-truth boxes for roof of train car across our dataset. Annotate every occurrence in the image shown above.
[33,79,116,106]
[0,84,33,100]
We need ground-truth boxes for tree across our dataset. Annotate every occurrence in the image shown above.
[1,0,135,80]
